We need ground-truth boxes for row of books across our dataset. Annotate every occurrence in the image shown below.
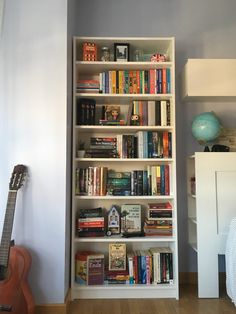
[130,100,171,126]
[80,132,172,159]
[76,100,172,127]
[75,167,170,196]
[116,132,172,159]
[97,69,171,94]
[76,202,173,238]
[127,247,173,284]
[75,246,173,285]
[77,204,141,238]
[77,217,172,238]
[75,166,108,196]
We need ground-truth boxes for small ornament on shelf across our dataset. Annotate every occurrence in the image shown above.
[101,46,110,61]
[77,141,85,158]
[151,53,167,62]
[130,114,140,126]
[107,205,121,236]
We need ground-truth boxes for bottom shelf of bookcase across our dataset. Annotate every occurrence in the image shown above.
[71,283,179,300]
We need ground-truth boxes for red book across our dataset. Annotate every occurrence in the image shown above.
[162,68,167,94]
[164,165,170,196]
[163,131,169,158]
[149,69,156,94]
[148,202,172,209]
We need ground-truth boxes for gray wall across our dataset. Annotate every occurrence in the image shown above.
[74,0,236,272]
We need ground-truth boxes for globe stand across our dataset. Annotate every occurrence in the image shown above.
[204,146,210,152]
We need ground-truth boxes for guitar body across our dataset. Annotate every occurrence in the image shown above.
[0,246,35,314]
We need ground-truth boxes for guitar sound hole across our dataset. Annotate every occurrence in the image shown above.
[0,265,7,281]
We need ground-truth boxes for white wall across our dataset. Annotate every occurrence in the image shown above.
[0,0,68,303]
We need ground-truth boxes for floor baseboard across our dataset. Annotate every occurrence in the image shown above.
[35,289,70,314]
[179,272,198,284]
[36,304,67,314]
[179,271,226,286]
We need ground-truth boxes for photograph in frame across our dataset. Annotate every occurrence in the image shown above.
[114,43,130,62]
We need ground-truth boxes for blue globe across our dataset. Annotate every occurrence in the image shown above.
[191,111,222,145]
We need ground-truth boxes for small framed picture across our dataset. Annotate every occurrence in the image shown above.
[114,43,130,62]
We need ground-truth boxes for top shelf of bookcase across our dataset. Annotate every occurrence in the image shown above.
[74,37,175,63]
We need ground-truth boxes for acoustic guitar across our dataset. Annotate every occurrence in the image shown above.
[0,165,35,313]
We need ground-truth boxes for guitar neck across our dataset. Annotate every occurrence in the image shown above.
[0,191,17,267]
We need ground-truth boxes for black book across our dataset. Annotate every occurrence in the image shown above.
[79,207,103,218]
[137,170,143,196]
[76,98,96,125]
[155,101,161,126]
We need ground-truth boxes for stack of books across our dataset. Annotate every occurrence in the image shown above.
[77,207,105,237]
[77,79,100,93]
[144,202,173,236]
[104,269,129,284]
[85,137,118,158]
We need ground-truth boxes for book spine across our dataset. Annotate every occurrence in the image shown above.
[160,165,165,196]
[156,165,161,195]
[146,253,151,284]
[162,68,167,94]
[155,100,161,126]
[148,101,156,126]
[149,69,156,94]
[161,100,167,126]
[127,254,134,284]
[166,68,171,93]
[165,164,170,195]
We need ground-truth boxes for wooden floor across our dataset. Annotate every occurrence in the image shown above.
[69,285,236,314]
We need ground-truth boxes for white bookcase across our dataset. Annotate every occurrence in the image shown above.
[187,152,236,298]
[71,37,178,299]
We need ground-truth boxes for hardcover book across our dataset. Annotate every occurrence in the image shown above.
[75,251,94,285]
[87,254,105,285]
[121,204,142,234]
[109,243,126,271]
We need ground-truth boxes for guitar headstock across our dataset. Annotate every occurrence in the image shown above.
[9,164,27,191]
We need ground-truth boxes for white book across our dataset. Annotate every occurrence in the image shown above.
[161,100,167,126]
[148,101,156,126]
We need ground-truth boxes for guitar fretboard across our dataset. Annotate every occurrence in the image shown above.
[0,191,17,266]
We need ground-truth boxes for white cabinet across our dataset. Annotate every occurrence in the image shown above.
[181,59,236,101]
[71,37,178,299]
[187,152,236,297]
